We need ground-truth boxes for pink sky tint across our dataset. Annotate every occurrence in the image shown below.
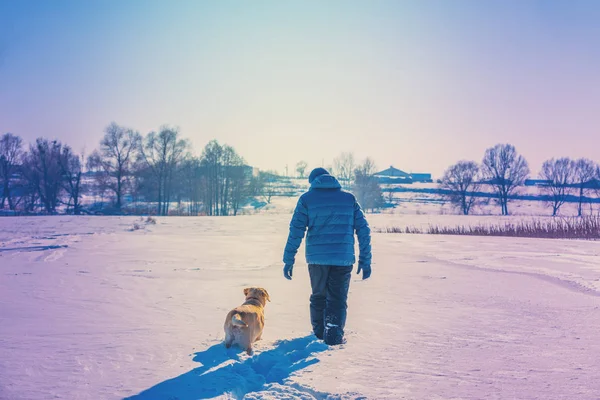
[1,1,600,177]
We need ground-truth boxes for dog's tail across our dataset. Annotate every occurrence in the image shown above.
[231,313,247,328]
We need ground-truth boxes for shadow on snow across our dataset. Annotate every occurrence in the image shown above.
[124,335,329,400]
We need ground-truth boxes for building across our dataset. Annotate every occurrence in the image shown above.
[566,178,600,190]
[373,166,433,184]
[524,179,552,187]
[410,173,433,183]
[525,178,600,189]
[240,165,260,178]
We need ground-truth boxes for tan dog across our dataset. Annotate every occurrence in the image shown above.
[224,287,270,355]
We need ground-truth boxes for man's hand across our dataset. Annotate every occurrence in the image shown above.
[357,263,371,280]
[283,264,294,280]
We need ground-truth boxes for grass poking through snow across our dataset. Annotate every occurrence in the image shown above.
[378,216,600,240]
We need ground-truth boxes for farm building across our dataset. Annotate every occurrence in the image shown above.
[373,166,433,184]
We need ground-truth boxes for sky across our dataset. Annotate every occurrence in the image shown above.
[1,0,600,178]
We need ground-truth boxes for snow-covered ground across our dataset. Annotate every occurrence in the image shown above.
[1,213,600,400]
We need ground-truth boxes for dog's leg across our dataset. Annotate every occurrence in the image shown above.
[241,336,253,355]
[224,331,234,349]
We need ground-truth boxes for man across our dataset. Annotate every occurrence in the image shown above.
[283,167,372,345]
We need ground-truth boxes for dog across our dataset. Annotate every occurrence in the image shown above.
[224,287,270,355]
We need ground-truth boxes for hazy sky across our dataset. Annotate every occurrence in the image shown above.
[1,0,600,177]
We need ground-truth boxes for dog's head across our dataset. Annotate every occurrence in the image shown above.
[243,287,271,307]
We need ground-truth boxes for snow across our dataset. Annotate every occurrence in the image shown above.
[1,213,600,399]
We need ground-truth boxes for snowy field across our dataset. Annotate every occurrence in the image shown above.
[2,213,600,400]
[249,184,600,218]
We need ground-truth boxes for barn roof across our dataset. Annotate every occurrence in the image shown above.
[373,166,410,177]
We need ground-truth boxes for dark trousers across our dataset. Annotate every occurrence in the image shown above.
[308,264,352,345]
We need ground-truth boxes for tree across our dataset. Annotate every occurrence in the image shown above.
[225,150,249,216]
[593,166,600,212]
[199,140,223,216]
[23,139,64,214]
[58,146,84,215]
[197,141,251,215]
[0,133,24,210]
[99,122,141,210]
[259,171,278,205]
[481,144,529,216]
[539,158,575,216]
[353,158,384,212]
[86,151,112,208]
[385,188,395,207]
[440,161,481,215]
[333,152,356,185]
[358,157,377,176]
[128,159,157,214]
[228,162,250,216]
[573,158,597,217]
[139,126,189,216]
[295,161,308,178]
[178,156,204,216]
[219,145,243,216]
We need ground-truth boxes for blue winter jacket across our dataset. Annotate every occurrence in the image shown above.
[283,174,372,269]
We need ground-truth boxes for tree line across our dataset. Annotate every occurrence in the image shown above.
[295,145,600,218]
[6,132,594,217]
[0,125,266,216]
[440,143,600,216]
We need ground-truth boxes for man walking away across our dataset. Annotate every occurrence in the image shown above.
[282,167,372,345]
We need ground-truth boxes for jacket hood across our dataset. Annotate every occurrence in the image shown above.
[310,174,342,190]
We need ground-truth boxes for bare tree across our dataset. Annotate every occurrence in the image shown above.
[128,159,156,214]
[178,156,204,216]
[359,157,377,176]
[440,161,481,215]
[260,171,278,205]
[58,146,84,215]
[594,166,600,209]
[223,148,249,216]
[86,151,112,208]
[295,161,308,178]
[333,152,356,186]
[539,158,575,216]
[573,158,597,217]
[0,133,24,210]
[99,122,141,211]
[23,139,64,214]
[385,189,395,206]
[19,158,39,213]
[194,140,253,215]
[228,158,250,216]
[353,158,384,212]
[218,145,242,216]
[481,144,530,216]
[139,126,188,216]
[200,140,223,216]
